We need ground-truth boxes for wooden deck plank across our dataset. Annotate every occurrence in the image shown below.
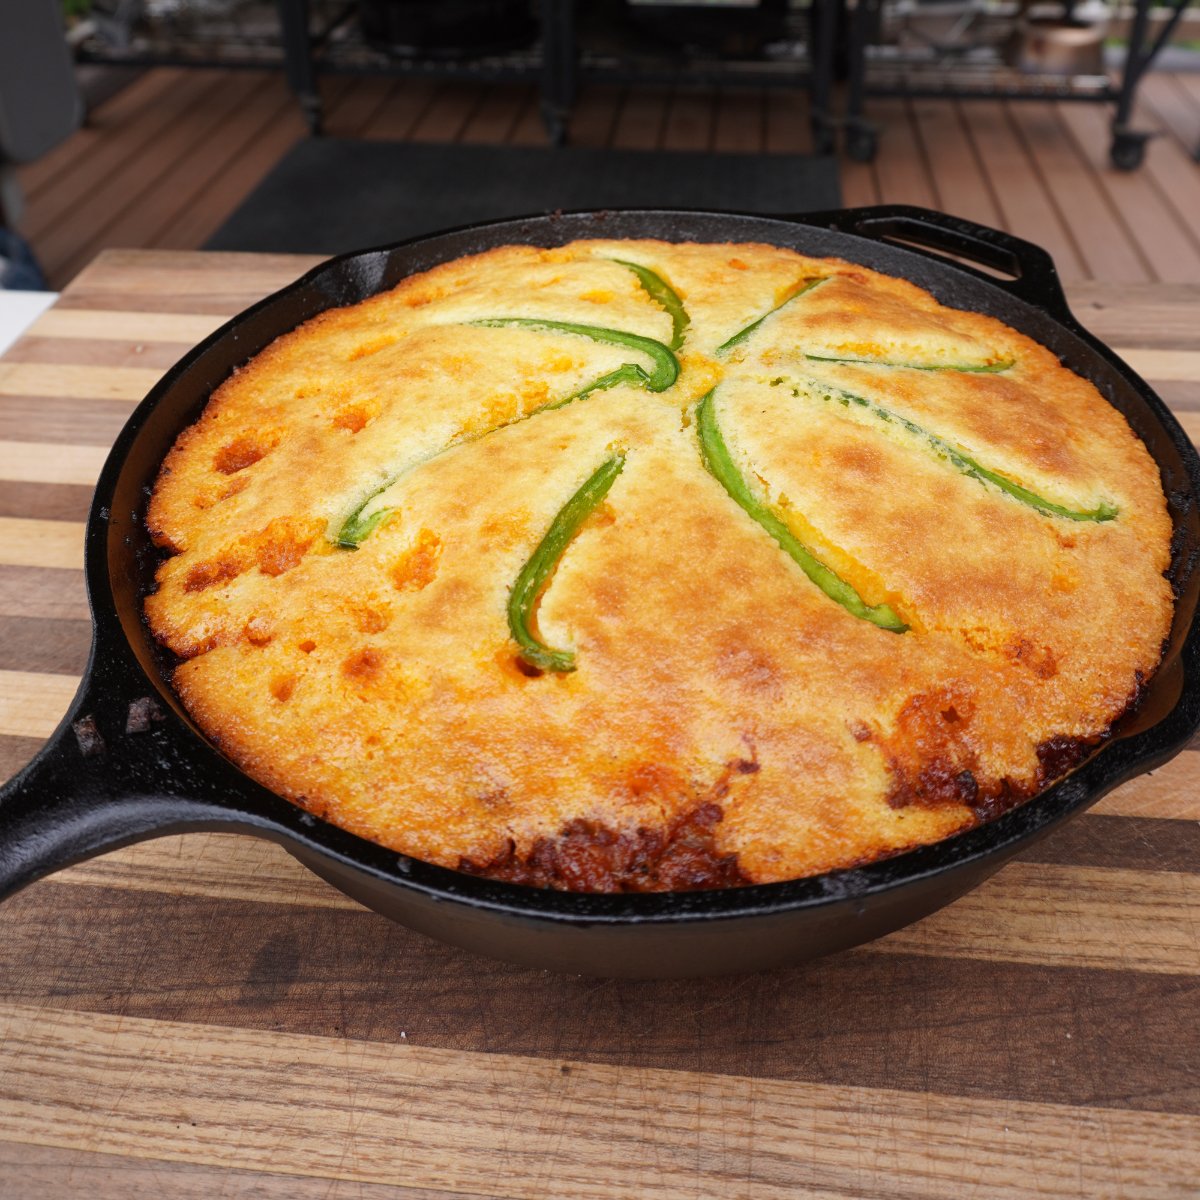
[868,99,938,208]
[839,159,878,208]
[1134,80,1200,244]
[358,77,438,141]
[1007,101,1151,284]
[764,86,813,155]
[42,71,274,286]
[1139,139,1200,251]
[14,69,180,202]
[459,84,532,145]
[909,100,1002,229]
[408,82,486,143]
[712,88,764,154]
[610,84,671,150]
[566,84,623,149]
[1056,101,1200,285]
[1171,70,1200,119]
[150,80,317,253]
[322,75,400,139]
[15,69,1200,290]
[507,89,551,146]
[1139,72,1200,148]
[956,101,1087,280]
[64,71,282,281]
[21,69,225,246]
[663,87,715,152]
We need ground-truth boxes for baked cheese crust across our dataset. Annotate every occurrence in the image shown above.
[144,240,1174,890]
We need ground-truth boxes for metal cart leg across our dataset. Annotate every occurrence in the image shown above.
[843,0,879,162]
[808,0,838,155]
[278,0,323,135]
[1109,0,1190,170]
[540,0,575,146]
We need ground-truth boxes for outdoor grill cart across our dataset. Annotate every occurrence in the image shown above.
[841,0,1194,169]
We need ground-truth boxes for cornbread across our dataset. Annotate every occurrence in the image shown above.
[144,240,1173,891]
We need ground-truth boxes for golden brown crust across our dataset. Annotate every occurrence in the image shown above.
[144,239,1174,890]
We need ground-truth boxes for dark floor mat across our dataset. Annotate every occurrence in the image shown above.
[206,139,841,254]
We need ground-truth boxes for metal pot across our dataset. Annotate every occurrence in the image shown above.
[2,205,1197,978]
[1013,15,1107,76]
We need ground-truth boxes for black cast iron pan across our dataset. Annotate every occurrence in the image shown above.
[3,205,1199,978]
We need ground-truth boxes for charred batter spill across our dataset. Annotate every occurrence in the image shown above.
[887,760,981,811]
[458,802,750,893]
[1035,734,1101,786]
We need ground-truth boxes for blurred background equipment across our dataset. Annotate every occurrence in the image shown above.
[357,0,539,58]
[64,0,835,149]
[550,0,835,149]
[842,0,1194,169]
[0,0,83,287]
[622,0,791,56]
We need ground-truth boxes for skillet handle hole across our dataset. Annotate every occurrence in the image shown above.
[850,215,1024,283]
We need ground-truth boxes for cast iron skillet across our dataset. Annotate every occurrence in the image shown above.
[2,205,1199,978]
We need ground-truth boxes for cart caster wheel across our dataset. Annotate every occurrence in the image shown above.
[1109,133,1146,172]
[541,106,568,147]
[300,94,324,137]
[846,126,878,163]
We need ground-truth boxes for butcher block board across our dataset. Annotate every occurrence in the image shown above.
[0,250,1197,1199]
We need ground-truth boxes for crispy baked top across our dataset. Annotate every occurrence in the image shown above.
[145,240,1173,890]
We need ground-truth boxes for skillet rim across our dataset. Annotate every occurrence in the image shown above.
[82,204,1200,928]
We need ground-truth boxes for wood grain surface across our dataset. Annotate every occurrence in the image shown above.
[0,250,1197,1199]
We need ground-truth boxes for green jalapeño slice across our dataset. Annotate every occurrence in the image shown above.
[715,277,827,355]
[794,375,1119,523]
[334,390,591,550]
[335,320,673,549]
[695,391,908,633]
[470,318,679,392]
[804,353,1015,373]
[611,259,690,351]
[508,450,627,673]
[337,501,396,548]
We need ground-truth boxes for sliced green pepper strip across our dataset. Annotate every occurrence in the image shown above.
[556,362,650,406]
[336,505,396,548]
[795,375,1119,523]
[334,357,648,549]
[695,391,908,633]
[805,354,1015,374]
[611,259,690,351]
[471,318,679,392]
[508,450,627,673]
[715,277,827,355]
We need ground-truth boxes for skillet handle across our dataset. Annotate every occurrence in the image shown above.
[792,205,1074,324]
[0,640,289,903]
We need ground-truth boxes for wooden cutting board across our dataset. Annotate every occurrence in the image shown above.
[1,250,1198,1199]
